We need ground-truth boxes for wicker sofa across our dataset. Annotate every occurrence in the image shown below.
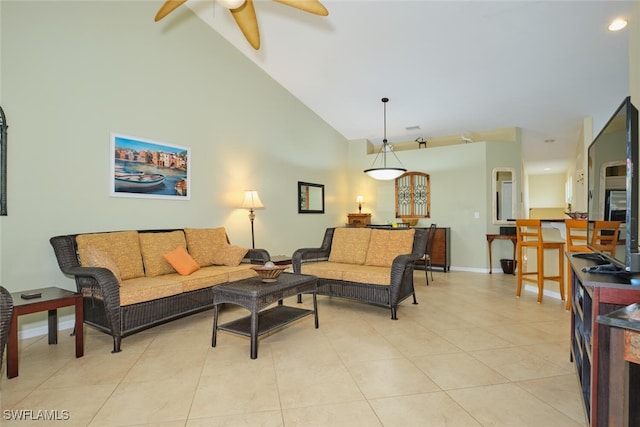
[292,227,428,319]
[50,228,269,353]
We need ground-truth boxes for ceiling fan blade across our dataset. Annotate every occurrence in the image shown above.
[272,0,329,16]
[154,0,188,22]
[230,0,260,49]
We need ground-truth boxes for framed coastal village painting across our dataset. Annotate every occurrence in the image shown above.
[110,133,190,200]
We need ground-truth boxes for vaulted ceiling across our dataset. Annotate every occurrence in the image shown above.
[176,0,634,174]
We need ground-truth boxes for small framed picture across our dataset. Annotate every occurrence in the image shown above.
[110,133,190,200]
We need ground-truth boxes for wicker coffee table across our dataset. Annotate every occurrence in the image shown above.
[212,272,318,359]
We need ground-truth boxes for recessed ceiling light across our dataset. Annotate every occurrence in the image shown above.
[609,18,628,32]
[544,167,551,171]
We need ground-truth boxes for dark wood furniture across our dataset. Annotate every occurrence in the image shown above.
[212,272,318,359]
[347,213,371,227]
[486,234,517,274]
[269,255,292,266]
[417,227,450,271]
[568,255,640,426]
[597,302,640,426]
[7,286,83,379]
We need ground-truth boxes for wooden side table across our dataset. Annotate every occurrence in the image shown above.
[7,287,83,378]
[269,255,292,266]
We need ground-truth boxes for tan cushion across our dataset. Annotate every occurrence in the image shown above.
[77,231,144,280]
[212,244,249,266]
[342,264,391,286]
[364,229,415,267]
[328,228,372,265]
[163,264,256,292]
[139,231,187,277]
[83,245,122,285]
[184,228,229,267]
[119,276,183,306]
[163,246,200,276]
[301,262,390,285]
[301,262,345,281]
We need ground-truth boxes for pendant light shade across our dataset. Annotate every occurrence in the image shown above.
[364,97,407,180]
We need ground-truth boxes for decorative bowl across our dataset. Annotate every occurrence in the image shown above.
[401,218,419,227]
[251,264,288,282]
[565,211,588,219]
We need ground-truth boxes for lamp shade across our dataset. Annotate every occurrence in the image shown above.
[356,195,364,203]
[240,190,264,209]
[364,167,406,180]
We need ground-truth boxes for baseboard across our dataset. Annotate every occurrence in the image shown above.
[17,314,76,340]
[523,284,563,300]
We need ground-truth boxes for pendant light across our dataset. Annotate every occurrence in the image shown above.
[364,97,407,180]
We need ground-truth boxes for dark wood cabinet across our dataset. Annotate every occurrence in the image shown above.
[415,227,450,272]
[569,256,640,426]
[431,227,450,271]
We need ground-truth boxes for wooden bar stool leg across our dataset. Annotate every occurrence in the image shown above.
[558,244,565,301]
[565,254,572,310]
[516,244,523,298]
[537,246,544,303]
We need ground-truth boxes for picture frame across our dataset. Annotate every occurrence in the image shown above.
[110,133,190,200]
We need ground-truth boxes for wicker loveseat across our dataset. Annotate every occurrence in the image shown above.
[292,227,428,319]
[50,228,269,353]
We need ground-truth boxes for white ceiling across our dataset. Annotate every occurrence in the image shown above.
[182,0,633,175]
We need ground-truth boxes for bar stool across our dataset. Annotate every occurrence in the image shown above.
[565,219,591,310]
[516,219,565,303]
[590,220,621,257]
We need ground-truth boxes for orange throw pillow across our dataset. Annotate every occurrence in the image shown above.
[163,246,201,276]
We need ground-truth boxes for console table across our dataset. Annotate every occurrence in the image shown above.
[486,234,517,274]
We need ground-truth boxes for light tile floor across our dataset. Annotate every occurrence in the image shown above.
[1,271,587,426]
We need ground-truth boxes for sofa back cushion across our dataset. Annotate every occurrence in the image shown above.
[328,227,372,265]
[184,227,229,267]
[212,244,249,266]
[364,229,415,267]
[76,231,144,280]
[83,245,123,285]
[139,231,187,277]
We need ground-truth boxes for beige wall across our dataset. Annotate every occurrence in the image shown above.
[528,174,567,211]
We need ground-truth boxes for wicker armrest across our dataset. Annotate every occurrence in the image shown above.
[64,265,121,306]
[292,248,330,273]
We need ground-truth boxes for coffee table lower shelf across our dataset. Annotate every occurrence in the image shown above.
[218,305,314,337]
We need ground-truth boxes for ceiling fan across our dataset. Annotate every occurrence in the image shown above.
[154,0,329,50]
[460,133,474,144]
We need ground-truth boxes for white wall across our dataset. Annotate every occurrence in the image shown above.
[0,1,348,330]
